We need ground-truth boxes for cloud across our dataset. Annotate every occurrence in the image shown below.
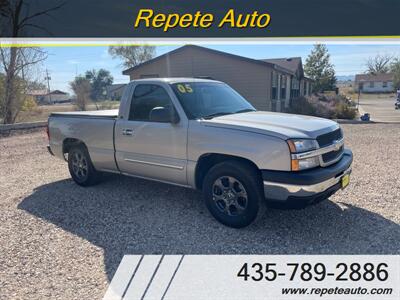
[67,59,80,65]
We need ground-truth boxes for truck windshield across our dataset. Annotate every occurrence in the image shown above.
[171,82,255,119]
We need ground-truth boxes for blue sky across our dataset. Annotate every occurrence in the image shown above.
[42,44,400,93]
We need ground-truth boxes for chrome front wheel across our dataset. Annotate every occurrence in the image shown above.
[212,176,248,216]
[203,160,263,228]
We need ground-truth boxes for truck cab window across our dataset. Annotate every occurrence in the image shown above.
[129,84,172,121]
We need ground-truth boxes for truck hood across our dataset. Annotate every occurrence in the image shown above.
[201,111,339,140]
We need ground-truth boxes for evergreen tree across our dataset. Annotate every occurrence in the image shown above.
[304,44,336,92]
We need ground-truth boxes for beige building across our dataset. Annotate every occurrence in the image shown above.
[355,73,394,93]
[122,45,312,112]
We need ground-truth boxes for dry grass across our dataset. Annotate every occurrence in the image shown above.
[339,86,396,101]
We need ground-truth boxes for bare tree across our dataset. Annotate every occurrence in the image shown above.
[0,46,47,123]
[366,54,393,75]
[0,0,10,34]
[108,46,156,69]
[0,0,65,37]
[0,0,8,12]
[70,76,91,111]
[0,1,64,123]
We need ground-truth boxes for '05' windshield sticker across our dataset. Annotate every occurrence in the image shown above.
[176,84,193,93]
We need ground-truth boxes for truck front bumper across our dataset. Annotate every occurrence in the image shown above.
[262,149,353,208]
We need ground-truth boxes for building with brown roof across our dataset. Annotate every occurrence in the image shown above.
[122,45,312,112]
[355,73,394,93]
[27,89,70,104]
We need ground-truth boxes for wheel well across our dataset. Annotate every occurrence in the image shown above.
[63,138,86,154]
[195,153,260,190]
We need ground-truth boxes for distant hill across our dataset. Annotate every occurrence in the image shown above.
[337,75,355,82]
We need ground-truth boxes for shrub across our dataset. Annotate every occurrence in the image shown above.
[287,94,356,120]
[21,96,38,112]
[286,96,317,116]
[335,102,357,119]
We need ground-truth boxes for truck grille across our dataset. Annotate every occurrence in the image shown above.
[317,128,344,165]
[317,128,343,147]
[322,145,344,163]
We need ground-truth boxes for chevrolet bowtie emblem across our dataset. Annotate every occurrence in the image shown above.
[332,140,342,151]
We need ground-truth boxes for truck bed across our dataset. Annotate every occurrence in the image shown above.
[50,109,119,119]
[48,109,119,172]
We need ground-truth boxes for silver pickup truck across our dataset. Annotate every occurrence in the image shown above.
[47,78,353,228]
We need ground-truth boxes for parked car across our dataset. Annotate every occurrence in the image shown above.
[47,78,353,228]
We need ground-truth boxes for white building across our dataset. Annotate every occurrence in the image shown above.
[355,73,394,93]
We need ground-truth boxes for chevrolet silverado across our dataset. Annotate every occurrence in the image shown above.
[47,78,353,228]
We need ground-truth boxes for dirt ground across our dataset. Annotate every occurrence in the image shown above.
[0,124,399,300]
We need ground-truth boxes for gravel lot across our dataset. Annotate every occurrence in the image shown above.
[0,124,399,299]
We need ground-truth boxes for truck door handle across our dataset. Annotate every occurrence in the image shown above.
[122,128,134,136]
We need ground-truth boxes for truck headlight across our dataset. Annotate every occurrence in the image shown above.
[287,139,319,171]
[287,139,318,153]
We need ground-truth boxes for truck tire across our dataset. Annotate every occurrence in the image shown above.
[202,160,264,228]
[68,145,101,186]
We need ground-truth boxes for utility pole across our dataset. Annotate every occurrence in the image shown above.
[45,69,52,104]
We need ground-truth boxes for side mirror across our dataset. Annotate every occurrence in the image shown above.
[149,106,180,124]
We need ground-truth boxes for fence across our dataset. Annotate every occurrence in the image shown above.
[0,121,47,135]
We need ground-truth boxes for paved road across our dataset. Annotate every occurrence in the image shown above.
[358,94,400,122]
[1,125,399,299]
